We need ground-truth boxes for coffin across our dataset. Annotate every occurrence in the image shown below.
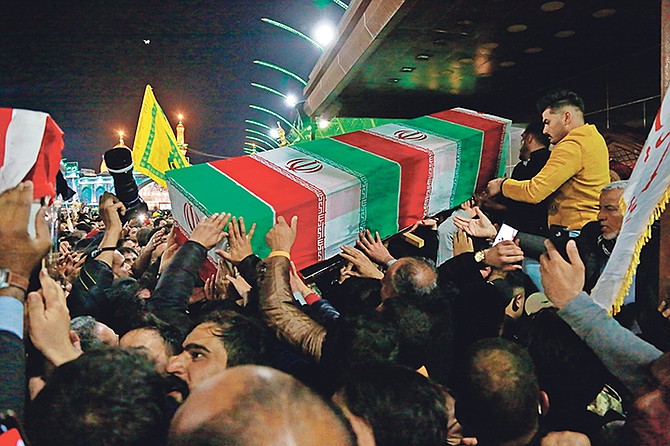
[166,108,511,273]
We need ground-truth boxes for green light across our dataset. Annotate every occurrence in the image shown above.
[249,104,299,133]
[245,119,272,131]
[245,136,276,150]
[253,60,308,86]
[250,82,288,101]
[261,18,323,51]
[245,128,278,144]
[244,141,268,152]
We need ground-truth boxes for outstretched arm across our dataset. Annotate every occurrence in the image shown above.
[541,239,662,394]
[258,216,327,361]
[0,182,52,417]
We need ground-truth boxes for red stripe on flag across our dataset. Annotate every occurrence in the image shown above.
[430,110,505,192]
[0,109,13,169]
[23,115,64,201]
[173,221,217,281]
[209,157,321,269]
[334,131,430,228]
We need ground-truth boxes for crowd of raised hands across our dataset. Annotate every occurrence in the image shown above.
[3,181,670,446]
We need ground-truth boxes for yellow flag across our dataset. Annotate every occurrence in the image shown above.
[132,85,189,187]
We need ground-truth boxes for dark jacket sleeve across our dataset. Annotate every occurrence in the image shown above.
[148,241,207,336]
[308,298,341,328]
[238,254,261,288]
[67,257,115,319]
[437,252,486,289]
[0,331,25,419]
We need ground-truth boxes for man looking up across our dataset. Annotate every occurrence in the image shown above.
[487,90,609,231]
[165,309,271,391]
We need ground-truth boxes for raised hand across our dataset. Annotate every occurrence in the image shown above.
[453,229,474,256]
[27,269,82,366]
[453,206,497,239]
[265,215,298,253]
[0,181,52,279]
[482,240,524,271]
[540,239,585,309]
[189,213,231,250]
[356,229,394,265]
[486,177,505,197]
[158,227,180,274]
[98,191,126,232]
[216,216,256,265]
[340,245,384,280]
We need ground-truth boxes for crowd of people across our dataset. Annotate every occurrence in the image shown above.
[1,90,669,446]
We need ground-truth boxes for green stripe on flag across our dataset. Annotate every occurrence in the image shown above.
[295,138,401,237]
[409,116,484,207]
[166,164,276,258]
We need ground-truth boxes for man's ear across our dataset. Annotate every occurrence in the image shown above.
[539,390,550,417]
[563,109,573,126]
[70,329,83,353]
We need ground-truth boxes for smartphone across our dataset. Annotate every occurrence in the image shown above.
[0,410,29,446]
[548,225,575,262]
[493,223,519,246]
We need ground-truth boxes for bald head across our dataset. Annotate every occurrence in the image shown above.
[169,366,354,446]
[381,257,437,301]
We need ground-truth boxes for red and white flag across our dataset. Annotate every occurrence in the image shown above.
[0,108,64,200]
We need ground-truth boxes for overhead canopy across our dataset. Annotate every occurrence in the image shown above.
[304,0,660,127]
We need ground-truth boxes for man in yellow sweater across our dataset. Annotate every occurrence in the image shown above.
[487,90,610,231]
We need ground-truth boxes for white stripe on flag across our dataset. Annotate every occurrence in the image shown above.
[255,147,362,259]
[365,123,459,214]
[167,171,237,267]
[0,109,47,195]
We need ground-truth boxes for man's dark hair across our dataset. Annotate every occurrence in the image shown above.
[136,227,154,247]
[75,221,92,233]
[130,313,184,357]
[382,291,454,385]
[27,347,168,446]
[537,90,585,114]
[70,315,105,351]
[73,236,97,252]
[320,312,400,393]
[98,277,147,337]
[199,310,272,367]
[390,257,438,299]
[117,246,139,257]
[456,338,539,444]
[337,362,448,446]
[526,310,613,433]
[524,122,550,147]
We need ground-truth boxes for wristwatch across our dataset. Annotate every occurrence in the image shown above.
[474,250,486,264]
[0,268,30,293]
[90,246,117,259]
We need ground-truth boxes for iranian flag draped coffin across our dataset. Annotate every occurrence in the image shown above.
[167,108,511,272]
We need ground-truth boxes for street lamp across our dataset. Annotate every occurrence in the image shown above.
[313,23,337,47]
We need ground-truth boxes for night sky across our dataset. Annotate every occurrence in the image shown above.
[1,0,345,169]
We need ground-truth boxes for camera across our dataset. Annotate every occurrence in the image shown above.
[103,144,148,222]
